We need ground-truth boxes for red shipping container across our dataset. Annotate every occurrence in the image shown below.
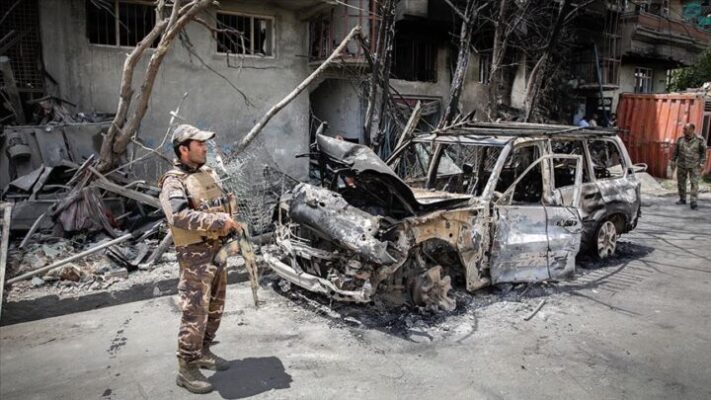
[617,93,710,178]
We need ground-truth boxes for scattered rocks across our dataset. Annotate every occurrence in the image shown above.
[102,267,129,280]
[30,277,45,287]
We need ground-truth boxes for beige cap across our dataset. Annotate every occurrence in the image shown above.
[171,124,215,145]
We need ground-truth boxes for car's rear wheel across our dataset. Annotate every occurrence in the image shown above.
[594,219,618,260]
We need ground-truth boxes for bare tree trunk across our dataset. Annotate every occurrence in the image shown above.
[363,0,390,147]
[439,0,478,128]
[372,0,398,152]
[523,0,571,121]
[98,0,214,172]
[486,0,510,120]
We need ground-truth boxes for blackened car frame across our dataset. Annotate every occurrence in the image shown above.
[263,122,643,311]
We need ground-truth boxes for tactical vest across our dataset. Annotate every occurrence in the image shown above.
[164,166,229,247]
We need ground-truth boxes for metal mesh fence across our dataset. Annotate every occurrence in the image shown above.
[211,138,297,236]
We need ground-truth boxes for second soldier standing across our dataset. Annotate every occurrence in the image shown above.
[671,123,707,210]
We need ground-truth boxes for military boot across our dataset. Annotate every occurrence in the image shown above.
[195,347,230,371]
[176,359,213,394]
[676,198,686,205]
[690,202,698,210]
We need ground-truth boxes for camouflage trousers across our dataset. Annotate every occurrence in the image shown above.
[176,241,227,362]
[677,166,700,202]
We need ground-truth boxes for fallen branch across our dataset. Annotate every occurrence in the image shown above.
[523,299,546,321]
[139,231,173,269]
[235,25,362,153]
[88,166,161,209]
[19,212,46,249]
[7,233,134,285]
[0,203,13,319]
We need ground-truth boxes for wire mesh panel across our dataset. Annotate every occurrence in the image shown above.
[210,138,297,236]
[0,0,44,93]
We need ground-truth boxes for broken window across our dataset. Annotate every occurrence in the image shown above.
[309,13,332,60]
[634,67,653,93]
[589,139,626,180]
[551,140,590,187]
[437,144,502,195]
[308,2,376,63]
[394,143,435,184]
[392,142,467,186]
[392,32,436,82]
[216,12,274,56]
[85,0,156,47]
[495,145,543,204]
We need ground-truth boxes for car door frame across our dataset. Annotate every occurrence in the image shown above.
[488,154,584,284]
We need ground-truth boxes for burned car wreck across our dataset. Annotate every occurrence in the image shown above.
[263,123,642,310]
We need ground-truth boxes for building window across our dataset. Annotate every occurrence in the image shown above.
[634,67,653,93]
[86,1,156,47]
[216,12,274,57]
[479,52,491,84]
[392,35,436,82]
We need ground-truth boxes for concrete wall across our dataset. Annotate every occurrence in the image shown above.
[310,79,365,140]
[308,45,494,142]
[311,45,457,143]
[610,63,669,111]
[39,0,311,180]
[461,53,493,120]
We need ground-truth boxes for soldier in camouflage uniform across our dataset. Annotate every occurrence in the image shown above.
[671,123,707,210]
[159,124,242,394]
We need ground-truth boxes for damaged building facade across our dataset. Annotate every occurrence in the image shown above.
[569,0,710,123]
[2,0,709,185]
[2,0,520,183]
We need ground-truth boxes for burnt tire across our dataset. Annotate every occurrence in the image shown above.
[592,219,618,260]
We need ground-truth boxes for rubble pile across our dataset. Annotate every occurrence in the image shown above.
[0,104,177,301]
[5,235,177,298]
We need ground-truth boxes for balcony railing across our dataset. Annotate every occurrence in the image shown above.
[572,57,621,90]
[621,11,710,48]
[309,1,379,63]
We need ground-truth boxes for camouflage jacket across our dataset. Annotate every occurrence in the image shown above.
[672,135,707,168]
[159,161,231,247]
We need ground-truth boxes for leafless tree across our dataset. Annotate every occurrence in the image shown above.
[98,0,217,172]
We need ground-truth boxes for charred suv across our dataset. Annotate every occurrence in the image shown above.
[263,123,642,310]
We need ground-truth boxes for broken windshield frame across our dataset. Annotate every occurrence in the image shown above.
[387,138,512,201]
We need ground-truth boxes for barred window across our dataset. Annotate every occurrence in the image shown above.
[86,0,156,47]
[216,12,274,56]
[634,67,653,93]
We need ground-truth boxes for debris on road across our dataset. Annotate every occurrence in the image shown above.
[523,299,547,321]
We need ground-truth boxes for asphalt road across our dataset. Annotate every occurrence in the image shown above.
[1,194,711,400]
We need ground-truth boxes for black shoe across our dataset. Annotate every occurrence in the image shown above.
[676,199,686,205]
[690,202,698,210]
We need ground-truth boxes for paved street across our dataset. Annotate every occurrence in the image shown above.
[2,194,711,400]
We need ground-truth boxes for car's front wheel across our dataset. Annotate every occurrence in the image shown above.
[594,219,618,260]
